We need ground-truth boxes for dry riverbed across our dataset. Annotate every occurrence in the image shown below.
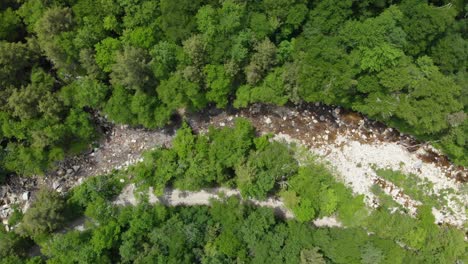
[1,103,466,230]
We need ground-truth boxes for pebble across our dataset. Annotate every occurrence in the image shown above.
[219,122,225,127]
[319,115,325,121]
[72,165,80,172]
[66,169,74,175]
[265,117,272,124]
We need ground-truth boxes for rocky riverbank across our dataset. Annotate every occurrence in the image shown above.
[1,103,466,230]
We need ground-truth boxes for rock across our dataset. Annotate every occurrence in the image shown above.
[66,169,74,175]
[323,135,329,141]
[22,191,30,201]
[265,117,272,124]
[312,120,318,124]
[219,122,225,127]
[315,102,320,106]
[413,161,423,170]
[72,165,81,172]
[52,181,61,190]
[0,186,6,198]
[131,139,137,143]
[319,115,325,121]
[119,179,125,183]
[57,169,65,176]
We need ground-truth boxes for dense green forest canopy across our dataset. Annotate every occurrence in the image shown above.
[1,121,466,263]
[0,0,466,176]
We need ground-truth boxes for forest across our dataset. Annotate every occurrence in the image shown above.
[1,121,466,263]
[0,0,467,263]
[0,0,467,181]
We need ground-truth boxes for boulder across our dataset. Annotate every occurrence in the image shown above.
[72,165,81,172]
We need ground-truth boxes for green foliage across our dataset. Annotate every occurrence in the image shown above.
[236,141,298,199]
[94,37,121,73]
[17,188,65,240]
[0,0,465,177]
[0,8,21,41]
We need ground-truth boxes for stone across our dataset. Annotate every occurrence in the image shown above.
[57,169,65,176]
[219,122,225,127]
[319,115,325,121]
[66,169,74,175]
[72,165,81,172]
[120,179,125,183]
[265,117,272,124]
[413,161,423,170]
[0,186,6,198]
[323,135,329,140]
[52,181,61,190]
[22,191,30,201]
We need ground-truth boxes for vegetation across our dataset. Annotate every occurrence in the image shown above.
[2,120,466,263]
[0,0,466,179]
[0,0,466,263]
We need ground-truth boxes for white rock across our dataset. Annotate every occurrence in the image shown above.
[72,165,80,172]
[22,192,30,201]
[52,181,61,190]
[120,179,125,183]
[265,117,272,124]
[219,122,225,127]
[413,161,423,170]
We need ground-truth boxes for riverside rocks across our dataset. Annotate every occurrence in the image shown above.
[1,103,466,229]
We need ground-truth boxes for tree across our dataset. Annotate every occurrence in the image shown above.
[158,0,200,43]
[0,8,22,41]
[156,73,205,111]
[34,7,79,74]
[17,188,65,239]
[204,64,232,108]
[110,46,154,92]
[300,247,326,264]
[245,38,277,85]
[236,141,297,199]
[0,40,39,88]
[400,0,457,56]
[94,37,121,73]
